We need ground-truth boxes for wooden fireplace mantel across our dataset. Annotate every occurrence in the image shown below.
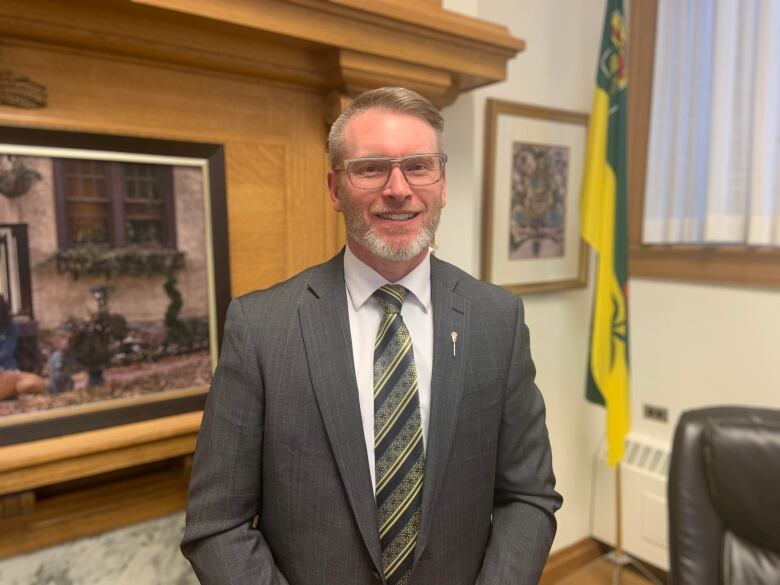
[2,0,524,106]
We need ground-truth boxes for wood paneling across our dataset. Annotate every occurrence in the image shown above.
[1,2,331,87]
[627,0,658,253]
[133,0,521,91]
[0,491,36,518]
[0,0,521,100]
[0,42,331,294]
[336,50,454,104]
[0,0,524,287]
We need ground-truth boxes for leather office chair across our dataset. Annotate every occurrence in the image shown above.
[668,406,780,584]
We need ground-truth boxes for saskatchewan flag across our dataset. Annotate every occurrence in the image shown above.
[580,0,630,467]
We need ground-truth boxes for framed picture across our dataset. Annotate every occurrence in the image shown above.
[0,126,230,446]
[481,99,589,294]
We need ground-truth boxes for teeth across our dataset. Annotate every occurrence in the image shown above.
[379,213,416,220]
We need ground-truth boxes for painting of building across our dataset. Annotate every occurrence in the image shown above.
[0,150,213,418]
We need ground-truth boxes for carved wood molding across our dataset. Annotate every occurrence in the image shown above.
[0,71,47,109]
[0,0,523,105]
[334,49,454,104]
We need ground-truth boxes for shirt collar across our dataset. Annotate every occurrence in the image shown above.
[343,244,431,313]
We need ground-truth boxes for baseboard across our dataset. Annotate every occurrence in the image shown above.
[539,537,607,584]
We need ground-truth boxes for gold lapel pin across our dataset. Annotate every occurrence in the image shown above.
[451,331,458,357]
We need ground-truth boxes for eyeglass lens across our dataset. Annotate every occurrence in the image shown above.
[347,155,444,188]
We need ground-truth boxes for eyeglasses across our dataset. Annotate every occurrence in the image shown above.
[334,153,447,189]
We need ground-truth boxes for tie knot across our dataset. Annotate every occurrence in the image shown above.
[373,284,408,315]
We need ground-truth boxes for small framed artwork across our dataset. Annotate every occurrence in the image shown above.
[0,126,230,446]
[481,99,589,294]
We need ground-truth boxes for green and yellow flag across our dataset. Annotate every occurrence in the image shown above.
[580,0,630,467]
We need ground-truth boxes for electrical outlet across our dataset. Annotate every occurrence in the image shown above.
[643,404,668,423]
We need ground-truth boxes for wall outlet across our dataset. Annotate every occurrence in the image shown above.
[643,404,668,423]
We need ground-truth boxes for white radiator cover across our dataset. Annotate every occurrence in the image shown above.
[591,433,671,570]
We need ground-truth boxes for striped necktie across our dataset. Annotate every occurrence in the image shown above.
[373,284,424,585]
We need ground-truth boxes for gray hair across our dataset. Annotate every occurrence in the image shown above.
[327,87,444,169]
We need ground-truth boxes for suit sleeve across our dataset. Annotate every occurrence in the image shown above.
[181,298,290,585]
[476,297,563,585]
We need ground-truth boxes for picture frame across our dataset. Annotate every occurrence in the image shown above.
[481,99,589,294]
[0,126,230,446]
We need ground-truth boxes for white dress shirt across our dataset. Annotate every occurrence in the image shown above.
[343,244,433,491]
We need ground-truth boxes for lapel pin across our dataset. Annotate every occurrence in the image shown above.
[451,331,458,357]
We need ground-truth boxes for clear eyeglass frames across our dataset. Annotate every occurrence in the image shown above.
[335,153,447,189]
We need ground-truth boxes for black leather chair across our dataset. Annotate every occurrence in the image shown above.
[668,406,780,584]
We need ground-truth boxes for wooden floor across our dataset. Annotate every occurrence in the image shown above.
[555,557,658,585]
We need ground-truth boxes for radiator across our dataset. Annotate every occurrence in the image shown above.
[591,433,671,570]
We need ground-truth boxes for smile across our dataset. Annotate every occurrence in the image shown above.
[376,212,419,221]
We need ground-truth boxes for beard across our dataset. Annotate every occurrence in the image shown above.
[339,190,442,262]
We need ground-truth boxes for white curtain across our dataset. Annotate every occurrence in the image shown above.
[643,0,780,246]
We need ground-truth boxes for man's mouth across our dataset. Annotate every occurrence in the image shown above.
[375,212,419,221]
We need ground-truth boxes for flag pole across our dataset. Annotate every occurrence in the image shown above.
[605,460,663,585]
[615,463,622,557]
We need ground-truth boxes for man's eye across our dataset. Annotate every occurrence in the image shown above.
[405,158,435,173]
[352,162,387,175]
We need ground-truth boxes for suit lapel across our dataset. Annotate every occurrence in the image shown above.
[414,256,468,563]
[298,254,383,574]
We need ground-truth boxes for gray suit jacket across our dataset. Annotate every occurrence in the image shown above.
[182,252,562,585]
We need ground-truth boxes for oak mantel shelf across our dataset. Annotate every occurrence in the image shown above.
[1,0,524,106]
[0,412,202,496]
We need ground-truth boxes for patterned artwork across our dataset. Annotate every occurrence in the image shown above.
[509,142,569,259]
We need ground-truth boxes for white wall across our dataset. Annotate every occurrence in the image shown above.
[630,279,780,442]
[440,0,607,552]
[440,0,780,556]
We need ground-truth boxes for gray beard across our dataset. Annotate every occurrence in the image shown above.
[339,193,441,262]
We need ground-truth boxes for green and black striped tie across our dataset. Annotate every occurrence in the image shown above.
[373,284,424,585]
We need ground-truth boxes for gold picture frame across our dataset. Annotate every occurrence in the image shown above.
[481,99,589,294]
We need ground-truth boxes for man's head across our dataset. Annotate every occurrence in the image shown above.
[327,87,447,275]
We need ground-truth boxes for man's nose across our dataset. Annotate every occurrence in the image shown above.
[383,164,412,197]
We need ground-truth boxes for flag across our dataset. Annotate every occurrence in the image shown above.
[580,0,630,467]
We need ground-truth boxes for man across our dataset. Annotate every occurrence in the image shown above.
[182,87,561,585]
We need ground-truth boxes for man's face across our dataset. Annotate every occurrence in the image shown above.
[327,109,446,265]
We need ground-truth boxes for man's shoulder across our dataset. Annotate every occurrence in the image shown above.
[234,252,342,312]
[431,255,520,311]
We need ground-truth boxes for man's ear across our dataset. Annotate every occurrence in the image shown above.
[327,171,343,212]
